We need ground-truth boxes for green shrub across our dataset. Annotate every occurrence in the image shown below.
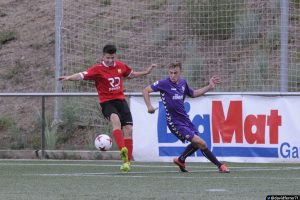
[233,11,260,44]
[150,25,173,45]
[288,64,300,92]
[9,125,26,150]
[0,31,16,47]
[0,116,14,130]
[100,0,111,6]
[294,0,300,7]
[183,39,205,88]
[264,28,280,51]
[3,59,27,84]
[148,0,167,10]
[187,0,240,39]
[55,99,80,144]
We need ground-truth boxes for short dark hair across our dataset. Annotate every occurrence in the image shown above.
[103,44,117,54]
[168,61,182,70]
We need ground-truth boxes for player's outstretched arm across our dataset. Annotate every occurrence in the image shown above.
[58,73,82,81]
[192,75,221,97]
[129,64,157,79]
[142,85,157,114]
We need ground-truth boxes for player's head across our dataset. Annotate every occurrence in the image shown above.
[168,61,182,83]
[103,44,117,54]
[102,44,117,67]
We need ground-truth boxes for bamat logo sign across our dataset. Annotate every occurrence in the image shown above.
[157,100,298,159]
[131,95,300,162]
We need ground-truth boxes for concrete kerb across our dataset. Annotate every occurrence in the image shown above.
[0,150,120,160]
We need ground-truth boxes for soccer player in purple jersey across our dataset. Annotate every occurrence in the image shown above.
[142,61,230,173]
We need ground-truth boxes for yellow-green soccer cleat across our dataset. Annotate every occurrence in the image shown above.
[120,162,131,172]
[120,147,128,163]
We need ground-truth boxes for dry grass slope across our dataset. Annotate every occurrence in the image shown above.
[0,0,299,150]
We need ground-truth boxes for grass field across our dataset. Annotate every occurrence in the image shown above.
[0,160,299,200]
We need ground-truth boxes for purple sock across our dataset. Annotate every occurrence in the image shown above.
[179,143,198,163]
[201,148,222,167]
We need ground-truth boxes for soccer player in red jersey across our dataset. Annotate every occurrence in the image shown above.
[59,44,157,172]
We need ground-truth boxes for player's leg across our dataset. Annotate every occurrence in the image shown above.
[101,101,126,150]
[171,128,197,172]
[122,125,133,162]
[173,145,195,172]
[120,125,132,172]
[191,135,230,173]
[110,113,131,172]
[100,101,128,166]
[110,113,128,155]
[110,113,130,164]
[173,143,198,172]
[119,100,133,163]
[178,143,198,163]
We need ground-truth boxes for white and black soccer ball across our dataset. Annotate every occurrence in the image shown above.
[94,134,112,151]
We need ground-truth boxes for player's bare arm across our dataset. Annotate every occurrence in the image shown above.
[58,73,82,81]
[128,64,157,79]
[192,75,221,97]
[142,86,156,114]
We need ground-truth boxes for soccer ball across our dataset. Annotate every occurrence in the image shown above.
[94,134,112,151]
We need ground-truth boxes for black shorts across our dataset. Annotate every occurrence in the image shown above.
[100,99,133,127]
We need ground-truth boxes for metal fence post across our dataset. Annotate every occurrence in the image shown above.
[280,0,289,92]
[41,96,46,159]
[54,0,63,123]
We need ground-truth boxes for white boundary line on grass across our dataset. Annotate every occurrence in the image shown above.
[2,160,300,179]
[23,173,300,181]
[2,162,300,173]
[22,165,300,180]
[0,162,222,168]
[0,162,264,169]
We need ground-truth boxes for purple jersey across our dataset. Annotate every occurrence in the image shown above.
[151,77,199,142]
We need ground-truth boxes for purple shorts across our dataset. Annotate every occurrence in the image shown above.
[168,124,199,142]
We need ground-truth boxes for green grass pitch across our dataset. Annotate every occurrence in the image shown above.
[0,160,299,200]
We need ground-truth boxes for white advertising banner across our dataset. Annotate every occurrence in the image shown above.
[131,95,300,163]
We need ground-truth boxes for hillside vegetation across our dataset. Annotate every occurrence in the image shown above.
[0,0,299,150]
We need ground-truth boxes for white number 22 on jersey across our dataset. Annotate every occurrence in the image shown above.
[108,77,120,88]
